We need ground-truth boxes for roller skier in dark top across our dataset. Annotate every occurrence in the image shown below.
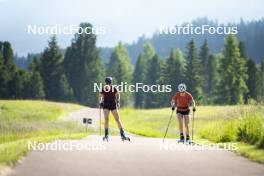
[99,77,130,141]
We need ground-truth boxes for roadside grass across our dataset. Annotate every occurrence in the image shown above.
[236,142,264,163]
[116,105,264,163]
[0,133,86,166]
[0,100,89,166]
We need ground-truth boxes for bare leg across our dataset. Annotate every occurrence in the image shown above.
[112,109,127,139]
[111,109,123,129]
[177,113,184,134]
[183,115,190,136]
[103,109,110,129]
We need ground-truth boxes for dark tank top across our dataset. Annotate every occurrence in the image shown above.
[100,85,117,102]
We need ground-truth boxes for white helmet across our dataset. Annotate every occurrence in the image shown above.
[178,83,187,92]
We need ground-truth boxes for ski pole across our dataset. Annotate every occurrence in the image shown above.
[99,105,102,136]
[191,110,194,142]
[163,109,174,143]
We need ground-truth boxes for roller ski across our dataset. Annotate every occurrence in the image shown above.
[177,139,185,144]
[103,135,109,142]
[185,136,194,145]
[120,128,131,142]
[186,140,194,145]
[177,133,185,144]
[185,136,191,145]
[121,136,131,141]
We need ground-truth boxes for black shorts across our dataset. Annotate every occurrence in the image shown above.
[103,101,117,111]
[177,110,190,115]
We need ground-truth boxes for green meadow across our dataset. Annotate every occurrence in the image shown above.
[0,100,88,166]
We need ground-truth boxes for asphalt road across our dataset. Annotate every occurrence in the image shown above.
[9,108,264,176]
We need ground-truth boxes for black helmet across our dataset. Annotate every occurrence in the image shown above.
[105,77,113,85]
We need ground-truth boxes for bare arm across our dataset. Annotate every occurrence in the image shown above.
[115,89,120,108]
[99,93,103,104]
[191,98,196,111]
[171,94,176,111]
[192,99,196,108]
[116,91,120,103]
[171,99,175,107]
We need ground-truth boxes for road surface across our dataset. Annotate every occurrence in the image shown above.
[9,108,264,176]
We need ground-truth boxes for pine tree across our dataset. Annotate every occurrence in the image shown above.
[186,39,204,103]
[156,59,170,107]
[40,36,63,100]
[24,57,45,99]
[167,48,186,96]
[238,41,255,103]
[145,54,160,108]
[28,72,45,99]
[133,54,146,108]
[245,59,258,101]
[257,58,264,102]
[64,23,104,106]
[0,52,8,98]
[1,42,16,73]
[133,41,155,108]
[107,42,132,106]
[8,70,27,99]
[58,74,74,101]
[206,54,218,103]
[200,40,210,97]
[28,57,40,71]
[239,41,248,59]
[0,41,17,98]
[142,41,155,61]
[217,35,248,104]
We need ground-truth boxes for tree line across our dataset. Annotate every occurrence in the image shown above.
[0,23,263,108]
[100,17,264,65]
[133,36,264,108]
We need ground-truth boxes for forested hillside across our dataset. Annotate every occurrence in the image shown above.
[100,17,264,64]
[2,22,264,108]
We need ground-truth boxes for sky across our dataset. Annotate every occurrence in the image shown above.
[0,0,264,56]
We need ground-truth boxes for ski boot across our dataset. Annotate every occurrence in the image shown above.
[103,128,109,141]
[103,135,109,141]
[177,133,185,144]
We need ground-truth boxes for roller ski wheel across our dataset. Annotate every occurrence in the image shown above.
[177,139,185,144]
[103,136,109,142]
[121,136,131,142]
[185,140,191,145]
[186,140,194,145]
